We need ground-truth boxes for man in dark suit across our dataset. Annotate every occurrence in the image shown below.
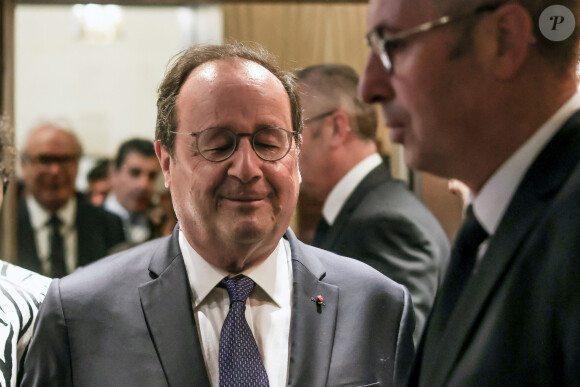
[296,64,449,344]
[18,124,125,277]
[360,0,580,385]
[104,138,160,244]
[22,43,415,386]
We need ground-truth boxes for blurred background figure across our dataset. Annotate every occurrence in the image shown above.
[86,158,111,207]
[104,138,161,244]
[0,116,51,387]
[17,123,125,277]
[296,64,450,343]
[148,177,177,239]
[447,179,470,210]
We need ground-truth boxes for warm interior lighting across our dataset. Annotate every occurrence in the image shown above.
[72,4,124,44]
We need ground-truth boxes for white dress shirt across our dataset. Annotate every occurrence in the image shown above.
[471,92,580,261]
[179,231,293,387]
[26,195,77,276]
[103,194,150,243]
[321,153,383,225]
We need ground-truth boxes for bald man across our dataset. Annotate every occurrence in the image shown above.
[18,124,125,277]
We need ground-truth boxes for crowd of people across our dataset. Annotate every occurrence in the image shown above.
[0,0,577,384]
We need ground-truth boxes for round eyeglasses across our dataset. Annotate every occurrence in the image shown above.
[170,127,297,162]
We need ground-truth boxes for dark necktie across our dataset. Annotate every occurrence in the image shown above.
[47,215,67,278]
[424,205,488,345]
[312,216,330,247]
[218,275,269,387]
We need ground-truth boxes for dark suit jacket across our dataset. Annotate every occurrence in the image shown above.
[21,228,415,387]
[17,194,126,275]
[408,111,580,386]
[314,163,450,343]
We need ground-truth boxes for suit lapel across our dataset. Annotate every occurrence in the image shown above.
[422,112,580,385]
[139,227,210,387]
[17,199,42,273]
[321,164,390,249]
[285,229,339,387]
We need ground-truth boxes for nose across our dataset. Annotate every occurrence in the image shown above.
[227,138,263,183]
[359,52,395,104]
[47,161,63,174]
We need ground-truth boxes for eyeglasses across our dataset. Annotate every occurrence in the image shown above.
[170,126,297,162]
[0,168,8,196]
[366,2,503,73]
[304,110,336,124]
[25,154,79,166]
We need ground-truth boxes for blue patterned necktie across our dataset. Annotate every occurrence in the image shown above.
[218,275,269,387]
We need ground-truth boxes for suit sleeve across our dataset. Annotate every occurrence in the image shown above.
[351,213,445,344]
[394,286,415,387]
[20,279,73,387]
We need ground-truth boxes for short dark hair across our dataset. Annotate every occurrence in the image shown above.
[156,42,302,157]
[114,138,156,169]
[296,64,378,140]
[440,0,580,71]
[87,158,110,182]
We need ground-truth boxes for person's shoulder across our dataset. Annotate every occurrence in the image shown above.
[58,236,172,295]
[290,235,406,297]
[0,261,52,297]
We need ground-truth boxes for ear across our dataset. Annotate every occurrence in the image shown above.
[155,140,172,189]
[483,3,534,80]
[329,109,352,148]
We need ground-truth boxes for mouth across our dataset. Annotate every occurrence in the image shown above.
[223,196,265,202]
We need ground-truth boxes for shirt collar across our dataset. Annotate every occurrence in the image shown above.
[472,91,580,234]
[26,195,77,230]
[104,193,130,220]
[322,153,382,225]
[179,231,289,309]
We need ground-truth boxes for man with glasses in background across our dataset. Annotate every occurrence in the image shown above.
[361,0,580,385]
[18,123,125,277]
[22,43,414,386]
[296,63,449,345]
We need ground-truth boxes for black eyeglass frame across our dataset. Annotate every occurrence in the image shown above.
[169,127,298,162]
[304,109,337,124]
[366,2,504,73]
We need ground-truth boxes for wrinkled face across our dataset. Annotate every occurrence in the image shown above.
[22,127,80,213]
[297,81,334,200]
[158,59,300,267]
[111,152,160,214]
[360,0,482,176]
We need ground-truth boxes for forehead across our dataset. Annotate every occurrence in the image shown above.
[367,0,440,32]
[26,128,79,155]
[176,58,292,130]
[121,151,160,171]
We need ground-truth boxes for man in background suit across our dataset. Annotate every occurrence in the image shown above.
[18,124,125,277]
[22,43,415,386]
[104,138,160,244]
[360,0,580,384]
[296,64,449,343]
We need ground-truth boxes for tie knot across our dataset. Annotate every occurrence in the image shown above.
[47,215,63,228]
[219,275,255,304]
[454,206,488,258]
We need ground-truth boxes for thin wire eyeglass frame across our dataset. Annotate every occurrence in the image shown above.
[169,127,298,162]
[366,2,504,73]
